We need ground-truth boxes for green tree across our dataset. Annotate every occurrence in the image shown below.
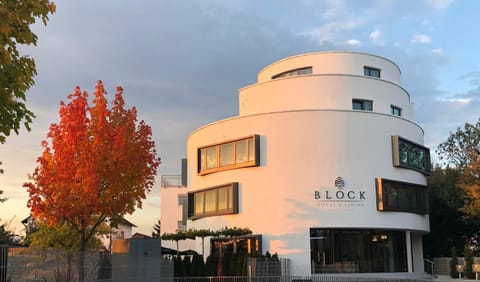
[161,230,195,255]
[449,246,459,278]
[437,118,480,221]
[29,221,103,250]
[465,244,474,279]
[152,219,161,238]
[0,222,13,244]
[0,0,56,144]
[423,166,472,257]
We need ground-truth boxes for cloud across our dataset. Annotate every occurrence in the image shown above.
[411,33,432,44]
[302,18,367,46]
[369,29,384,46]
[346,39,361,46]
[424,0,454,11]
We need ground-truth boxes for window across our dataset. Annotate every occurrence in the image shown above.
[198,135,260,175]
[364,66,381,78]
[310,228,407,274]
[272,67,312,79]
[188,182,239,219]
[352,99,373,111]
[376,178,428,214]
[392,136,431,175]
[177,194,187,206]
[391,105,402,116]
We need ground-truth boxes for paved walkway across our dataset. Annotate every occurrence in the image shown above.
[434,274,479,281]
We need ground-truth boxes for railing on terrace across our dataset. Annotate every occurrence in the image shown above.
[161,175,185,188]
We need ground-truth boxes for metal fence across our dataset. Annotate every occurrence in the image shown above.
[0,245,435,282]
[161,276,434,282]
[2,245,163,282]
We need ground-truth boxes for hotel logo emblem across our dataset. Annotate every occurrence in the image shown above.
[334,177,345,189]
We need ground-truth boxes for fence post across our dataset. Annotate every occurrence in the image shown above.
[0,245,7,282]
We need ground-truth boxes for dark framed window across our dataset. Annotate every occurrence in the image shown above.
[272,66,312,79]
[376,178,428,215]
[391,105,402,116]
[198,135,260,175]
[364,66,381,78]
[310,228,407,274]
[392,136,431,175]
[352,99,373,111]
[188,182,239,219]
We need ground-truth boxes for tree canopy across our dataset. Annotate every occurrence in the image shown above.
[437,118,480,221]
[24,81,160,281]
[423,166,474,257]
[0,0,55,144]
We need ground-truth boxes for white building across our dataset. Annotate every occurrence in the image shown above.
[185,51,431,276]
[160,175,195,252]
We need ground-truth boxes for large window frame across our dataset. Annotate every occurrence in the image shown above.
[187,182,239,220]
[392,135,431,175]
[310,228,407,274]
[198,135,260,175]
[376,178,428,215]
[272,66,312,79]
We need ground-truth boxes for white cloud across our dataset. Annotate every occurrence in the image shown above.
[411,33,431,44]
[346,39,361,46]
[369,29,384,46]
[302,18,367,46]
[424,0,454,11]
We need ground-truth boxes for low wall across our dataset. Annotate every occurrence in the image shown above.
[433,257,480,275]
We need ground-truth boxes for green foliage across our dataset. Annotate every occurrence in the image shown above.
[0,163,7,204]
[29,221,102,250]
[424,166,474,256]
[0,223,13,244]
[0,0,56,144]
[152,219,160,238]
[205,253,218,276]
[190,253,205,276]
[174,255,185,277]
[217,226,252,237]
[465,244,474,279]
[437,118,480,221]
[450,246,459,278]
[182,255,191,277]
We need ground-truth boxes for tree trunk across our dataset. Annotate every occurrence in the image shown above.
[78,238,87,282]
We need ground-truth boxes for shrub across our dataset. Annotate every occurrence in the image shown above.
[450,246,459,278]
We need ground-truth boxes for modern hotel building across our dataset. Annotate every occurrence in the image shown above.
[184,51,431,276]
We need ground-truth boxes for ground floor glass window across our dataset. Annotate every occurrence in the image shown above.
[310,228,407,274]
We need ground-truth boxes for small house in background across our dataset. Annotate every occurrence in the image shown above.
[99,217,137,251]
[20,215,37,235]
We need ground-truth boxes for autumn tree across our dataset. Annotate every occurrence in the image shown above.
[423,166,473,257]
[0,0,55,144]
[24,81,161,282]
[437,118,480,221]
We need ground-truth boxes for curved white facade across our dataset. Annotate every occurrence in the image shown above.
[186,51,430,276]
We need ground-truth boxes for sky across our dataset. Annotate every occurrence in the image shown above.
[1,0,479,236]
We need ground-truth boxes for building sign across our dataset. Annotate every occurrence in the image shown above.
[314,177,367,208]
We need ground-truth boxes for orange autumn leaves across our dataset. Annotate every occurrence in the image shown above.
[24,81,160,229]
